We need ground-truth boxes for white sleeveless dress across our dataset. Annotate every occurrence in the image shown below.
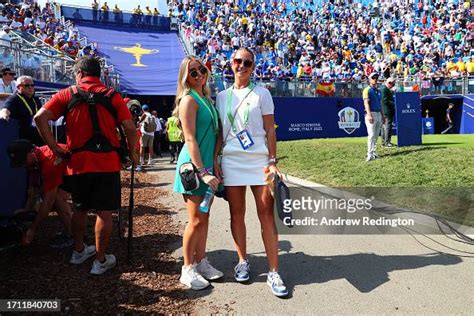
[216,85,274,186]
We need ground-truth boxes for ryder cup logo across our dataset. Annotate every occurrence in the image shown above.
[338,107,361,134]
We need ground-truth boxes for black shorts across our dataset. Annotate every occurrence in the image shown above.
[66,172,121,211]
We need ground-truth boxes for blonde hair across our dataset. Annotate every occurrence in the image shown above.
[172,56,212,120]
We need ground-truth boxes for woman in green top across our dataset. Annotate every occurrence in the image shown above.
[172,56,222,290]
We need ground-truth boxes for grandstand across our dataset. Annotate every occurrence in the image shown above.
[1,0,472,98]
[173,0,473,97]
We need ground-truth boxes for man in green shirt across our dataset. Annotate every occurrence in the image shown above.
[381,77,396,147]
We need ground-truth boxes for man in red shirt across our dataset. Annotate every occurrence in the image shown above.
[7,139,72,247]
[34,57,138,275]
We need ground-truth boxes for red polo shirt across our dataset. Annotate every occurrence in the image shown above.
[34,144,68,193]
[44,76,131,175]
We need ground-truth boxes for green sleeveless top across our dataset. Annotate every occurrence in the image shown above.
[173,89,219,196]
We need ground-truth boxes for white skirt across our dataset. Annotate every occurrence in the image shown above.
[221,136,269,186]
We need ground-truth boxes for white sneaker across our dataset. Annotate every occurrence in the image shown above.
[90,254,116,275]
[179,264,210,290]
[267,271,288,297]
[147,159,152,165]
[195,257,223,280]
[70,244,96,264]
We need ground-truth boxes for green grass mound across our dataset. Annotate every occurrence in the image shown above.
[278,134,474,226]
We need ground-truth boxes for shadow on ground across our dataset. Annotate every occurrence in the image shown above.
[382,146,446,158]
[204,240,462,295]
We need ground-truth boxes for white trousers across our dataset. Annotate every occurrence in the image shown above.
[365,112,382,157]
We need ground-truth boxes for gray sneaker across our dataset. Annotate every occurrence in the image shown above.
[90,254,116,275]
[195,257,223,280]
[70,244,96,264]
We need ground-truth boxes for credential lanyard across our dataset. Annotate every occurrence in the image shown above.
[189,89,218,134]
[226,82,255,133]
[17,94,38,116]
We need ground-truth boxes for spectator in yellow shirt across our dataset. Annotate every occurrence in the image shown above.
[153,8,160,26]
[101,2,109,24]
[467,57,474,75]
[113,5,122,25]
[446,59,458,74]
[456,59,466,74]
[145,6,152,26]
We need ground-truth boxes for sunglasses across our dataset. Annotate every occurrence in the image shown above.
[189,66,207,78]
[233,58,253,68]
[21,84,35,88]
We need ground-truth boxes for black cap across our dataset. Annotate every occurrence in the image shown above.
[1,67,16,76]
[6,139,34,168]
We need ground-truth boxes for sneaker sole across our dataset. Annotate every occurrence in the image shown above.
[266,279,289,297]
[70,250,96,265]
[90,265,116,275]
[179,278,210,290]
[203,273,224,281]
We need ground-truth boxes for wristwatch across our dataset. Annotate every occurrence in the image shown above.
[268,157,277,165]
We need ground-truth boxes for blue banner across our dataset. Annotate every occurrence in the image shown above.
[395,92,422,146]
[461,95,474,134]
[77,25,185,95]
[422,117,435,135]
[274,97,367,141]
[0,120,27,219]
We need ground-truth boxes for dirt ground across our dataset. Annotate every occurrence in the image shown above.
[0,171,195,314]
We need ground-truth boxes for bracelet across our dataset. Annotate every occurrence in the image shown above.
[268,157,277,165]
[197,168,209,178]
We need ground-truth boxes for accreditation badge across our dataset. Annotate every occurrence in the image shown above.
[236,129,254,150]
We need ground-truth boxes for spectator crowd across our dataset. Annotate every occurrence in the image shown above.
[0,1,101,60]
[0,0,117,87]
[171,0,474,86]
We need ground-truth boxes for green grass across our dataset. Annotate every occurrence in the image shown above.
[278,135,474,187]
[278,135,474,225]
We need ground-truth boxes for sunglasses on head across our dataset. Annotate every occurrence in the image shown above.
[189,66,207,78]
[233,58,253,68]
[21,84,35,88]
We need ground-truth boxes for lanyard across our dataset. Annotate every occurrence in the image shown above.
[226,82,255,133]
[17,94,38,116]
[189,89,218,134]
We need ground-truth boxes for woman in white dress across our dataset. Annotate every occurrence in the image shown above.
[214,47,288,297]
